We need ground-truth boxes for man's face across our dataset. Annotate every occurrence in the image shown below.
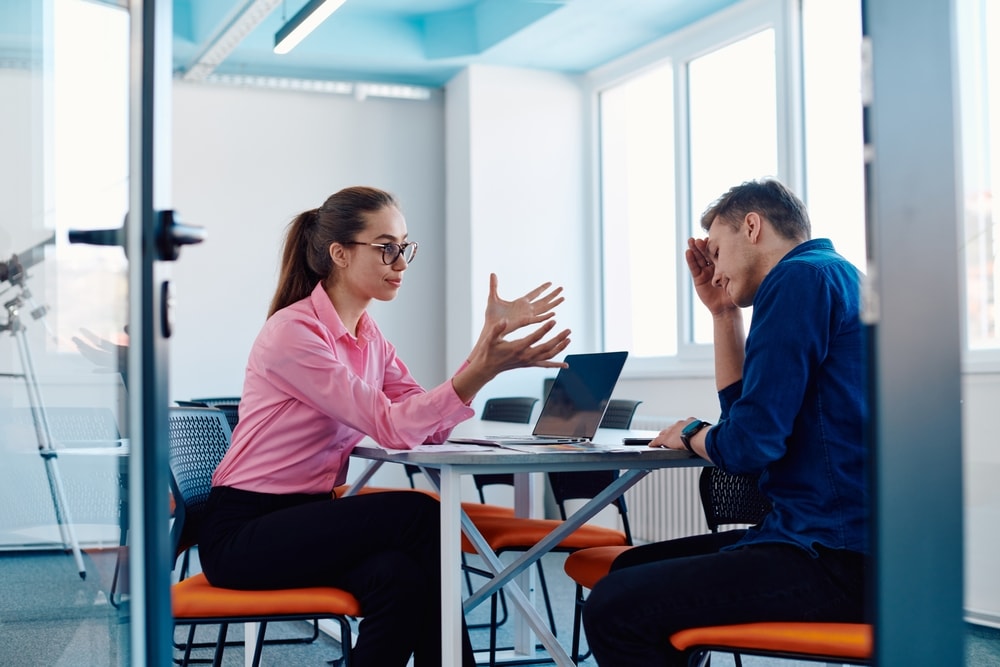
[705,214,760,308]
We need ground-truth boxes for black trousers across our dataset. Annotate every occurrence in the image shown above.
[198,486,476,667]
[582,530,867,666]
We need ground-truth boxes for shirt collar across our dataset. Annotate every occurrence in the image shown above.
[309,282,375,348]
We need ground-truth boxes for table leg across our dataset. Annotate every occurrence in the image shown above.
[512,472,534,655]
[439,465,464,665]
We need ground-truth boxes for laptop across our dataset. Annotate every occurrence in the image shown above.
[449,351,628,446]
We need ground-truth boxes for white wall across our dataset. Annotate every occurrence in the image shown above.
[170,81,447,402]
[445,65,594,414]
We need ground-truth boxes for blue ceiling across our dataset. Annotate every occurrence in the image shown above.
[171,0,741,87]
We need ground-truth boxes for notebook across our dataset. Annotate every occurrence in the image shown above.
[449,351,628,446]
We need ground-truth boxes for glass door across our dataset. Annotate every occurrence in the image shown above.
[0,1,191,664]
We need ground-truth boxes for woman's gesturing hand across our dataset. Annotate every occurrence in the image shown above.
[485,273,564,335]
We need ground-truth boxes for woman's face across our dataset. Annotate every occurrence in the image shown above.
[338,205,411,302]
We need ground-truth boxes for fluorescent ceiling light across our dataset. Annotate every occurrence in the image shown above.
[183,0,283,82]
[274,0,346,54]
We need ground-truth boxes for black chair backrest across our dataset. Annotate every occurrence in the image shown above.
[482,396,538,424]
[167,406,233,561]
[472,397,540,498]
[599,399,642,429]
[548,470,633,544]
[698,467,772,532]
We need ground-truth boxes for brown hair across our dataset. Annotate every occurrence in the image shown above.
[700,178,811,242]
[268,186,400,317]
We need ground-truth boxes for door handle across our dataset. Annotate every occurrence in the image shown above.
[68,210,205,261]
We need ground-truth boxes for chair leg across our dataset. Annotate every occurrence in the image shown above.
[180,624,198,667]
[535,561,557,635]
[489,592,499,667]
[570,584,584,663]
[687,649,711,667]
[212,623,229,667]
[250,621,269,667]
[337,616,353,667]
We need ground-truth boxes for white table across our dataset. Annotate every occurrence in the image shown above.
[349,421,708,666]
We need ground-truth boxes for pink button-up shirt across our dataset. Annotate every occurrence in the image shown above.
[212,283,475,494]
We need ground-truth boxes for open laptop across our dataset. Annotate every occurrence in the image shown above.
[449,351,628,446]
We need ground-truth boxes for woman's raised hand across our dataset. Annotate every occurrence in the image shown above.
[453,319,571,403]
[485,273,564,335]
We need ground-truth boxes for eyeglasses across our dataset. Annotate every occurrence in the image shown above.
[343,240,418,265]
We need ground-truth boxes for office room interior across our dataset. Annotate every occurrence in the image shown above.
[0,0,994,664]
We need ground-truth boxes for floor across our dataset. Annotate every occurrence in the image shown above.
[2,549,1000,666]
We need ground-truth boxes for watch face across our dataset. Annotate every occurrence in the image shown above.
[682,420,704,436]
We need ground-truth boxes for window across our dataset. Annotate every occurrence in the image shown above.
[596,0,867,372]
[958,0,1000,358]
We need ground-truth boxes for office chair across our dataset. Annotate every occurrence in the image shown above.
[535,397,639,659]
[177,399,240,432]
[549,469,634,664]
[598,399,642,430]
[168,406,359,667]
[672,468,871,666]
[563,466,772,663]
[566,469,872,666]
[469,396,539,512]
[468,417,631,665]
[189,396,241,407]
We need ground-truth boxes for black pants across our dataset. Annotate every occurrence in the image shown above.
[582,530,867,666]
[198,486,476,667]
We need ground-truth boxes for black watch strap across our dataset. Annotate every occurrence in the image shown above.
[680,419,711,451]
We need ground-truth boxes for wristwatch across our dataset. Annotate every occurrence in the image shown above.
[679,419,711,452]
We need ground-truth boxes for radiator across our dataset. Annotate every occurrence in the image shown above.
[626,415,708,543]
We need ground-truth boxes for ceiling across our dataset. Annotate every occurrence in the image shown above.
[171,0,740,88]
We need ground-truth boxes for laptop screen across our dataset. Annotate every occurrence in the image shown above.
[532,351,628,438]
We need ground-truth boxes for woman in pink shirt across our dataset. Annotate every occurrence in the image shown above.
[198,186,570,667]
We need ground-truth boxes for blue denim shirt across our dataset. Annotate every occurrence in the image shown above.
[704,239,868,556]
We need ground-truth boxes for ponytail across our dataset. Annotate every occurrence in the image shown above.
[267,187,401,318]
[268,210,325,317]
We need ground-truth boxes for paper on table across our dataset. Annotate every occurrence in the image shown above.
[379,443,520,454]
[500,442,642,454]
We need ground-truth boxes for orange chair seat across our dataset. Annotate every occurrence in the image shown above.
[670,622,873,661]
[173,573,362,619]
[333,485,514,518]
[563,545,634,589]
[465,515,627,553]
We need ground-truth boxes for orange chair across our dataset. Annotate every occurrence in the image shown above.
[468,497,631,664]
[562,545,634,661]
[565,468,872,666]
[670,622,872,666]
[168,406,361,666]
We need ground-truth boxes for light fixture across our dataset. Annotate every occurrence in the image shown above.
[274,0,347,54]
[183,0,283,82]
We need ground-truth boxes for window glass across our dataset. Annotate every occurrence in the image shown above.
[687,28,777,344]
[598,1,871,368]
[959,0,1000,352]
[802,0,866,272]
[600,63,676,357]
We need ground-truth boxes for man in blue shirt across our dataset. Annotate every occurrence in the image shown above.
[583,179,868,666]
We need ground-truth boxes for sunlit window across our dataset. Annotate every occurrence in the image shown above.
[600,64,676,357]
[52,0,129,354]
[688,29,777,345]
[598,0,868,369]
[958,0,1000,353]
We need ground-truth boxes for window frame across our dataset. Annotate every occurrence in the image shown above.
[586,0,803,379]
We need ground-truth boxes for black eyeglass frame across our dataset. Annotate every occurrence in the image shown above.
[343,241,419,265]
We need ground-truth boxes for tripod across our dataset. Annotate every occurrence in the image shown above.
[1,288,86,579]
